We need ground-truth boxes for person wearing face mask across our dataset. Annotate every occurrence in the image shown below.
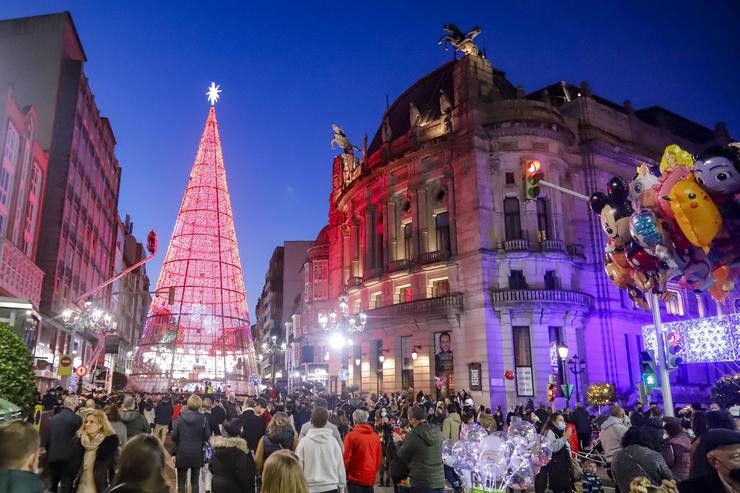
[0,421,45,493]
[678,430,740,493]
[535,412,574,493]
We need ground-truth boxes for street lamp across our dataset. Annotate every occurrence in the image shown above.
[568,354,587,404]
[557,343,569,360]
[411,345,421,361]
[557,343,570,408]
[318,296,367,335]
[260,335,286,387]
[62,301,117,392]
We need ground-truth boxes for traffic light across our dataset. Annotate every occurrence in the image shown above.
[640,350,657,388]
[547,383,556,402]
[524,159,544,201]
[664,331,683,370]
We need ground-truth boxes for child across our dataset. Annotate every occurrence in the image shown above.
[582,461,604,493]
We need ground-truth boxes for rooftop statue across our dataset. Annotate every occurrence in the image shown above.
[330,124,359,185]
[438,24,481,56]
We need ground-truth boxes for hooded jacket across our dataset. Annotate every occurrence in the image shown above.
[600,415,629,463]
[120,409,150,439]
[396,421,445,489]
[441,412,462,440]
[641,416,665,451]
[154,399,173,425]
[661,432,692,481]
[172,409,211,469]
[209,435,256,493]
[343,423,382,487]
[296,427,347,493]
[0,468,45,493]
[611,444,674,493]
[255,427,298,472]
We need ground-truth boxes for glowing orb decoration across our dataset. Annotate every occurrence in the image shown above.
[643,314,740,364]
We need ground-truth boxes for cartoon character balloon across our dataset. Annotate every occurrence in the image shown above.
[666,174,723,253]
[590,177,634,249]
[693,144,740,196]
[656,144,694,220]
[629,164,659,209]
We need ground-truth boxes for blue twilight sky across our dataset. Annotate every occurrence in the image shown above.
[1,1,739,317]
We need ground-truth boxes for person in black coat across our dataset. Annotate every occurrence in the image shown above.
[571,402,592,449]
[171,395,211,493]
[210,399,226,436]
[153,395,174,443]
[640,406,665,451]
[43,395,82,493]
[209,419,256,493]
[69,409,119,493]
[238,399,266,452]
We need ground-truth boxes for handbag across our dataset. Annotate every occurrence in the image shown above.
[202,416,214,463]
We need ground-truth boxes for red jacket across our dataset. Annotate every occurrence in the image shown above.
[343,423,382,486]
[566,422,579,456]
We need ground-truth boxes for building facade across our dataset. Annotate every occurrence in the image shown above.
[293,48,736,407]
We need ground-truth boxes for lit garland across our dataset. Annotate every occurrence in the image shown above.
[711,373,740,406]
[587,383,616,406]
[643,314,740,364]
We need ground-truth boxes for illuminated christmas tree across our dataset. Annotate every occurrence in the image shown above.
[128,84,258,394]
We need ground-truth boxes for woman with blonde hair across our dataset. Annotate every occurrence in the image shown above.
[255,411,298,472]
[70,409,119,493]
[261,449,308,493]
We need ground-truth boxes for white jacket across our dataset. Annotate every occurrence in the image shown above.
[296,427,347,493]
[600,415,629,463]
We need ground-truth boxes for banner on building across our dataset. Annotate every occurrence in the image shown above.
[434,331,455,395]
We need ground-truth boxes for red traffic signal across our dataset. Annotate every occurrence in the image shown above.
[547,383,556,402]
[526,159,541,174]
[524,160,544,200]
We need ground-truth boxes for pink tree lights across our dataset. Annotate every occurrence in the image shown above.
[128,87,258,394]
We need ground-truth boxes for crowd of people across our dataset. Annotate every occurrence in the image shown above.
[0,385,738,493]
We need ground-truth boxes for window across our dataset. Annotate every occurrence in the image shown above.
[3,122,19,166]
[504,197,522,240]
[537,198,550,241]
[312,260,328,300]
[430,278,450,297]
[664,289,684,316]
[0,167,11,205]
[513,326,532,367]
[403,222,413,260]
[396,285,412,304]
[505,172,515,184]
[372,292,382,309]
[544,270,560,290]
[435,212,450,252]
[508,270,527,289]
[30,164,42,197]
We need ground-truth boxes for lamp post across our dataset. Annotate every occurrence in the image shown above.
[62,301,117,392]
[557,343,570,408]
[568,354,587,404]
[318,296,367,335]
[259,335,286,388]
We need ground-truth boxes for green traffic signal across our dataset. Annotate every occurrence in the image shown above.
[640,350,657,388]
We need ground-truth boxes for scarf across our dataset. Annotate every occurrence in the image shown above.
[81,432,105,451]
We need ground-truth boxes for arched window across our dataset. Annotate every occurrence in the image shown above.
[504,198,522,241]
[537,198,550,241]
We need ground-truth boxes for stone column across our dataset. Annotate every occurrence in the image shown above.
[388,199,398,262]
[446,173,459,256]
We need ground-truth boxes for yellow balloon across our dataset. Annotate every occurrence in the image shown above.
[667,174,723,253]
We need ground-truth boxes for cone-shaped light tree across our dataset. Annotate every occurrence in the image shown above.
[129,84,259,394]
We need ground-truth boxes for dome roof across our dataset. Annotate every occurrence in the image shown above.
[314,224,330,246]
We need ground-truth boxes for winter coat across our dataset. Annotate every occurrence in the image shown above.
[70,434,119,493]
[255,428,297,472]
[641,417,665,451]
[299,419,344,451]
[238,409,265,451]
[0,468,45,493]
[209,405,225,435]
[661,433,692,481]
[537,429,572,493]
[43,408,82,463]
[441,412,462,440]
[343,423,382,487]
[572,407,591,435]
[154,400,173,426]
[678,470,726,493]
[208,436,256,493]
[295,427,347,493]
[120,410,150,439]
[396,422,445,489]
[172,409,211,469]
[110,420,128,445]
[566,423,579,455]
[599,416,629,463]
[611,444,674,493]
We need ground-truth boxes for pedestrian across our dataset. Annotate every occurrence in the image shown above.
[442,403,462,441]
[611,427,674,493]
[256,397,272,426]
[209,418,256,493]
[395,405,446,493]
[78,398,97,419]
[239,398,266,452]
[107,434,170,493]
[678,429,740,493]
[44,394,83,493]
[298,398,343,451]
[70,409,119,493]
[255,411,298,473]
[261,450,309,493]
[689,409,737,478]
[572,402,592,449]
[535,412,573,493]
[661,418,691,481]
[0,421,45,493]
[295,407,346,493]
[104,403,128,446]
[171,394,211,493]
[641,406,665,451]
[153,395,173,443]
[343,409,381,493]
[600,405,630,475]
[120,395,150,440]
[210,398,226,436]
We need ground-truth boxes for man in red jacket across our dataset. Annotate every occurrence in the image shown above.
[343,408,382,493]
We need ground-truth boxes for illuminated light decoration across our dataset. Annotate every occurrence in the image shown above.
[206,82,222,105]
[643,314,740,364]
[587,383,617,406]
[129,87,258,394]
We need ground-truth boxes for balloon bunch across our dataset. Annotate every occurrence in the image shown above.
[590,143,739,309]
[443,420,552,492]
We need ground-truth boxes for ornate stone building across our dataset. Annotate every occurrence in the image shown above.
[292,39,735,407]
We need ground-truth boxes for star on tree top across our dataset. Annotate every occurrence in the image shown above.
[206,82,222,105]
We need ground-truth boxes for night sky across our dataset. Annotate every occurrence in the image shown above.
[2,1,739,317]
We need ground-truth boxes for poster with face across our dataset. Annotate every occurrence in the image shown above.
[434,331,455,394]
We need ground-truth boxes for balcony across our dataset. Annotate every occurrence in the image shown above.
[368,293,463,317]
[0,238,45,308]
[388,259,412,273]
[503,239,530,251]
[420,249,451,265]
[490,288,593,308]
[539,239,565,253]
[363,268,383,283]
[346,276,363,290]
[567,244,586,260]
